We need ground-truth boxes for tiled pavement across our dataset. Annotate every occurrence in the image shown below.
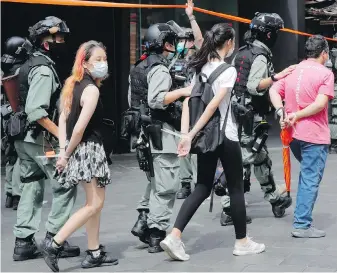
[2,135,337,272]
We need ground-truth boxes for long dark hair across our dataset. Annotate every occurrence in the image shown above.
[188,23,235,72]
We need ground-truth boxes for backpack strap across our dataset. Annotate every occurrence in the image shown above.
[207,63,232,85]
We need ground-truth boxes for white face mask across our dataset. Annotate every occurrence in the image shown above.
[90,61,108,79]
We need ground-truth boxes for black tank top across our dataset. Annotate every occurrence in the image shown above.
[66,74,103,143]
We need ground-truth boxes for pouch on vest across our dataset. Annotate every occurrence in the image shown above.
[144,121,163,151]
[4,111,29,141]
[120,109,141,140]
[189,63,232,154]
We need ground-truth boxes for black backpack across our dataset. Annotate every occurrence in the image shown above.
[189,63,232,154]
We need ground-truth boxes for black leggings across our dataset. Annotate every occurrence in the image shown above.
[174,136,247,239]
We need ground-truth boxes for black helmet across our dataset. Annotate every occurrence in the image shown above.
[1,36,33,65]
[250,12,284,34]
[29,16,70,44]
[178,27,194,41]
[1,36,33,78]
[144,23,177,52]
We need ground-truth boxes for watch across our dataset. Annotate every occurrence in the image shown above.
[271,74,278,82]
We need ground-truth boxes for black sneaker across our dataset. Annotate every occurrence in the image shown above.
[13,237,42,261]
[81,245,118,269]
[43,232,80,258]
[5,193,13,208]
[176,184,191,199]
[220,211,252,226]
[12,196,20,210]
[42,240,63,272]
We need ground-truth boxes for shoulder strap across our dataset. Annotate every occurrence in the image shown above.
[207,63,232,85]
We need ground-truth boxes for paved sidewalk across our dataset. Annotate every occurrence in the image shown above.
[2,138,337,272]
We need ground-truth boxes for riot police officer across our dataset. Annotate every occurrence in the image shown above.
[169,26,198,199]
[1,36,32,210]
[129,23,191,253]
[10,16,80,261]
[220,12,294,225]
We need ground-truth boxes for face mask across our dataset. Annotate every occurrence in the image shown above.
[90,61,108,79]
[226,46,235,58]
[167,52,175,60]
[265,34,278,49]
[177,42,188,56]
[47,42,67,59]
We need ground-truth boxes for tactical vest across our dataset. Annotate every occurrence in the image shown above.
[233,44,273,116]
[129,54,182,130]
[18,53,61,113]
[171,57,195,89]
[130,54,166,108]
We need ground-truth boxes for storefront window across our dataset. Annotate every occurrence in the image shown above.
[129,0,239,67]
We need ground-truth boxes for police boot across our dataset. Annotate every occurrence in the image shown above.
[13,235,42,261]
[176,183,192,199]
[148,228,166,253]
[220,208,252,226]
[42,232,80,258]
[12,196,20,210]
[272,196,292,218]
[131,210,149,243]
[5,192,13,208]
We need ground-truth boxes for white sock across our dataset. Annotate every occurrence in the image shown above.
[91,249,101,258]
[52,239,62,249]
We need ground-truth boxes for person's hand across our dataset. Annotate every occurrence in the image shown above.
[279,118,287,129]
[185,0,194,18]
[276,107,287,129]
[177,134,192,157]
[275,65,297,80]
[182,85,193,97]
[56,155,68,173]
[285,112,299,127]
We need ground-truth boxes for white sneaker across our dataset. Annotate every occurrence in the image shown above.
[160,234,190,261]
[233,237,266,256]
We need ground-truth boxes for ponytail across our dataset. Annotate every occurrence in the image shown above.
[188,23,235,72]
[188,30,220,72]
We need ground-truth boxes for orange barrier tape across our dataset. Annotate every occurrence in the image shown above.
[1,0,337,42]
[0,0,185,8]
